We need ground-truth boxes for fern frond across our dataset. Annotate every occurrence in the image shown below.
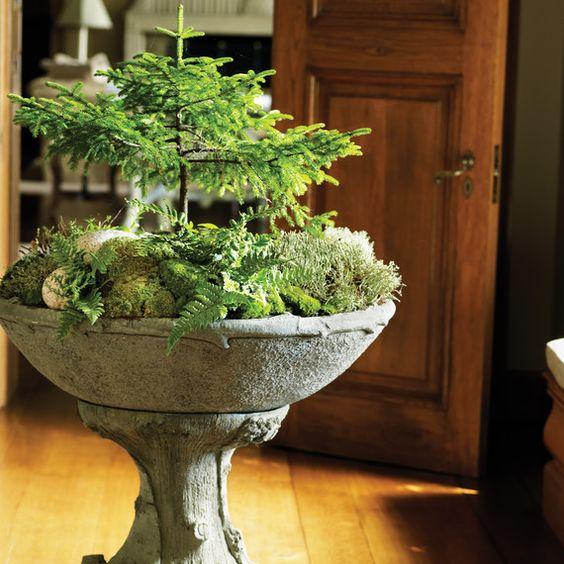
[73,288,105,325]
[57,308,86,339]
[88,244,118,275]
[128,199,193,231]
[167,293,227,353]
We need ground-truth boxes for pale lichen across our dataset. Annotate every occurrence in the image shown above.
[277,227,402,314]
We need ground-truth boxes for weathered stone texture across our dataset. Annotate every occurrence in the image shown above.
[79,402,289,564]
[0,299,395,413]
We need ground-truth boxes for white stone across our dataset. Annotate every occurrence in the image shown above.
[42,268,70,310]
[77,229,138,261]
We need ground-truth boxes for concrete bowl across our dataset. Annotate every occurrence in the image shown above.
[0,298,395,413]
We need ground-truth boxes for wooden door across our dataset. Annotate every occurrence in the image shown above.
[0,0,21,406]
[272,0,509,476]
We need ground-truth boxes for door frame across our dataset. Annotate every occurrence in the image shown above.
[0,0,22,406]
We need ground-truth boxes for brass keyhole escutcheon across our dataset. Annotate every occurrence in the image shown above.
[463,177,474,198]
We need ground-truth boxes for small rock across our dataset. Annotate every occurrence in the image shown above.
[42,268,70,310]
[77,230,138,262]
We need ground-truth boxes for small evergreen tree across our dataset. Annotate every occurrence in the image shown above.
[9,2,369,228]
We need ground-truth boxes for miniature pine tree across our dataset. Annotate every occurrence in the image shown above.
[9,2,369,228]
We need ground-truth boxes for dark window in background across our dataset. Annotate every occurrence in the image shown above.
[178,36,273,86]
[21,2,54,171]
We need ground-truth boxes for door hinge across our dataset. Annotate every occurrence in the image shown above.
[492,144,501,203]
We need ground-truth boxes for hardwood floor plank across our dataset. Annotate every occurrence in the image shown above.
[351,465,503,564]
[230,447,310,563]
[1,421,133,561]
[288,452,375,564]
[459,474,564,563]
[86,444,139,558]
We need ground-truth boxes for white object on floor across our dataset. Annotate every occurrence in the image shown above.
[546,339,564,388]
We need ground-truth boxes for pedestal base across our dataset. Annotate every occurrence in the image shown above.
[78,401,289,564]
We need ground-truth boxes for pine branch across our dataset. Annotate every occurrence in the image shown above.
[9,2,371,227]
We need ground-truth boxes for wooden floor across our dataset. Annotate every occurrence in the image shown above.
[1,387,563,564]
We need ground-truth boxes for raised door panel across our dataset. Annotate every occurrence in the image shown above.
[306,27,464,76]
[310,73,459,403]
[316,0,463,18]
[312,0,467,30]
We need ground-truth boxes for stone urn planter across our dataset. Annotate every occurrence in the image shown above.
[0,298,395,563]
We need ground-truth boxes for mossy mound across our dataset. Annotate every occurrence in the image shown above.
[266,289,286,316]
[280,286,322,317]
[160,259,205,299]
[104,274,176,318]
[277,228,402,314]
[102,237,158,279]
[239,297,272,320]
[95,238,177,318]
[0,252,56,306]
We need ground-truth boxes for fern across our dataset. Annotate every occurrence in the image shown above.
[129,199,193,231]
[57,308,86,339]
[46,223,116,336]
[88,244,118,275]
[166,279,257,351]
[74,288,105,325]
[167,282,228,352]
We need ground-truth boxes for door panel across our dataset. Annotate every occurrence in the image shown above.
[312,73,458,403]
[273,0,508,475]
[315,0,465,21]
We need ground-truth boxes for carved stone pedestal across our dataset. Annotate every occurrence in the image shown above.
[78,401,289,564]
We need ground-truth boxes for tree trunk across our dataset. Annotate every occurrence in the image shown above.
[178,161,189,218]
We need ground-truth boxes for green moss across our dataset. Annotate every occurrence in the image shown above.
[144,286,177,318]
[145,239,177,262]
[104,275,176,318]
[281,286,321,317]
[267,288,287,315]
[101,238,158,279]
[0,252,56,306]
[240,299,272,320]
[319,302,340,316]
[159,259,204,299]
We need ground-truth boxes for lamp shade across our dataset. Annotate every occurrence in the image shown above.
[58,0,113,30]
